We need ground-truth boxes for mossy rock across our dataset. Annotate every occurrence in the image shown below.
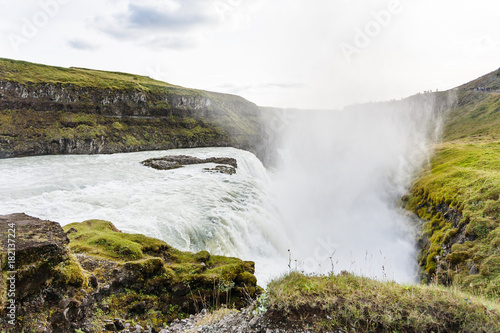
[0,214,260,331]
[53,254,87,288]
[194,251,210,263]
[63,220,168,261]
[480,255,500,276]
[447,251,469,265]
[235,271,257,286]
[124,258,166,276]
[0,213,74,299]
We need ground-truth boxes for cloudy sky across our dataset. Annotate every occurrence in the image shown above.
[0,0,499,109]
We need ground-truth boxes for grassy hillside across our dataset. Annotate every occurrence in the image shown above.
[404,70,500,298]
[0,57,192,94]
[256,70,500,332]
[264,272,500,332]
[0,58,272,163]
[0,109,229,157]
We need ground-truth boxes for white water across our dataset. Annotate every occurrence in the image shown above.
[0,148,287,284]
[271,98,443,283]
[0,98,444,285]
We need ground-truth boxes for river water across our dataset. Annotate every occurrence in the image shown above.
[0,148,287,284]
[0,99,443,285]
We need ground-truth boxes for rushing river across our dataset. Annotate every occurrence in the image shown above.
[0,148,287,284]
[0,98,444,285]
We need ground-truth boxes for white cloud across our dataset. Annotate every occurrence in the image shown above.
[68,38,99,51]
[0,0,499,109]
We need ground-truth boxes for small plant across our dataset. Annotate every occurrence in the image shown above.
[253,292,268,315]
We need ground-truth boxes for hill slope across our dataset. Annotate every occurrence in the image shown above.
[404,68,500,298]
[0,58,274,165]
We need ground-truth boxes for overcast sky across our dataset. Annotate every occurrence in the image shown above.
[0,0,499,109]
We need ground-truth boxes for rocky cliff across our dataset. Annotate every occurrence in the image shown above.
[0,58,276,165]
[0,214,259,333]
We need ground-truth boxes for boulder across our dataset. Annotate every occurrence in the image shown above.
[141,155,237,171]
[0,213,71,299]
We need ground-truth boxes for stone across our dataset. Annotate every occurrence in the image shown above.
[131,301,147,314]
[141,155,238,171]
[66,227,78,234]
[469,265,479,275]
[202,165,236,175]
[90,274,99,288]
[105,322,117,331]
[0,213,71,299]
[114,319,126,331]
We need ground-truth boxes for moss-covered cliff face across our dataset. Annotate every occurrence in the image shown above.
[0,214,259,333]
[404,68,500,298]
[0,58,274,165]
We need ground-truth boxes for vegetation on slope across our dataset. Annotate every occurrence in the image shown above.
[0,214,259,332]
[0,57,193,94]
[445,92,500,141]
[0,58,272,164]
[0,109,228,157]
[404,75,500,298]
[63,219,259,306]
[264,272,500,333]
[258,71,500,333]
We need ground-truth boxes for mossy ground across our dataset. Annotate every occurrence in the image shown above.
[404,91,500,298]
[0,57,192,94]
[62,220,259,328]
[64,219,169,261]
[265,272,500,333]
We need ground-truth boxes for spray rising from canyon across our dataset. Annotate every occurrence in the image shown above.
[269,93,452,282]
[0,90,455,285]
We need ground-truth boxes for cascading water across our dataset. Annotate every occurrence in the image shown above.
[0,95,447,285]
[270,96,445,283]
[0,147,287,284]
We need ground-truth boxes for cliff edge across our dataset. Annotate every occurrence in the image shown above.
[0,58,275,165]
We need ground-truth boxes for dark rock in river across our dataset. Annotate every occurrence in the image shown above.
[203,165,237,175]
[141,155,238,172]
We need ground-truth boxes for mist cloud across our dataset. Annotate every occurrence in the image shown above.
[271,94,451,282]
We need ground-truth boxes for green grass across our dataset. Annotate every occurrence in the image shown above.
[444,92,500,141]
[0,57,181,92]
[60,220,259,327]
[0,57,257,103]
[64,219,169,261]
[266,272,500,333]
[403,90,500,298]
[63,219,258,293]
[404,141,500,298]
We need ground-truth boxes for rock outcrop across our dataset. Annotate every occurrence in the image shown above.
[0,214,259,333]
[141,155,237,174]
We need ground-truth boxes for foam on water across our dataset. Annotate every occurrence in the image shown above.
[0,96,443,285]
[0,147,287,284]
